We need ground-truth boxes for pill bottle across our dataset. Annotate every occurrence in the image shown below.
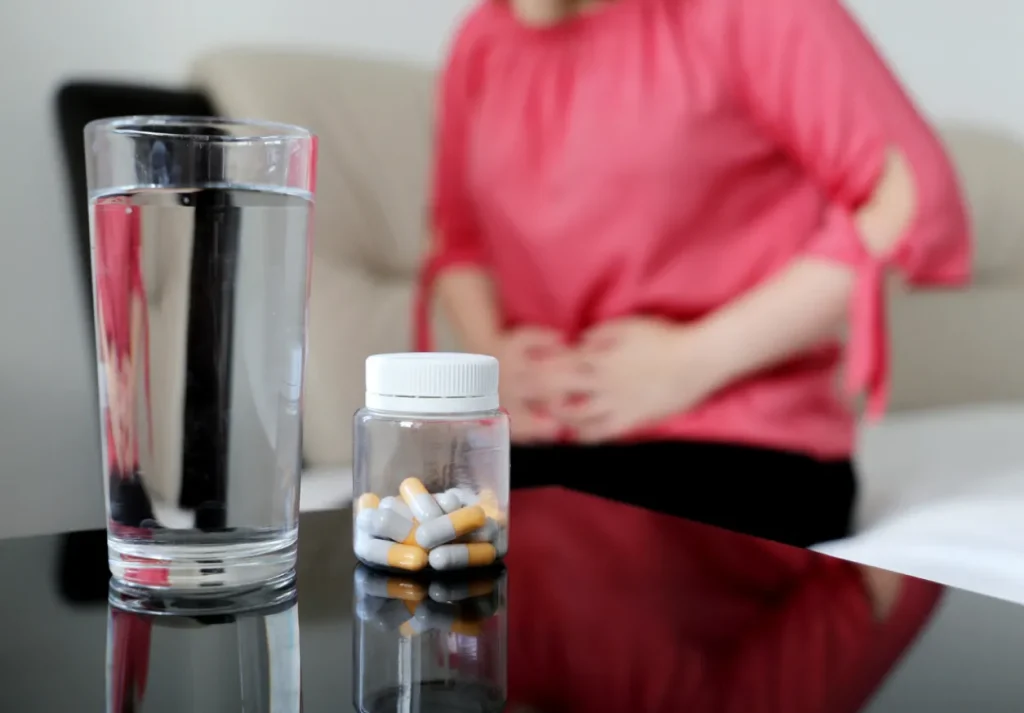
[353,353,510,573]
[353,564,507,713]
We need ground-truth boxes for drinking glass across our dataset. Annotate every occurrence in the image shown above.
[85,116,317,592]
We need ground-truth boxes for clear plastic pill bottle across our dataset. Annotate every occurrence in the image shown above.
[353,353,510,573]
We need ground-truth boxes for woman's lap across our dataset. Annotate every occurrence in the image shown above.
[510,440,856,548]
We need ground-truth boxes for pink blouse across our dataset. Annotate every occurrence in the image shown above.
[416,0,971,459]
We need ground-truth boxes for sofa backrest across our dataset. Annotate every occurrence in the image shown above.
[190,49,456,467]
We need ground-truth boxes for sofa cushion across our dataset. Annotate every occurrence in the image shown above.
[939,125,1024,286]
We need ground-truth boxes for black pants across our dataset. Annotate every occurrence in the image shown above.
[511,441,857,548]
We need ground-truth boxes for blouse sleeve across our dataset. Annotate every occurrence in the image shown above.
[414,16,489,352]
[720,0,972,417]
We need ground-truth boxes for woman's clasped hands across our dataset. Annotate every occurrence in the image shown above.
[495,318,729,444]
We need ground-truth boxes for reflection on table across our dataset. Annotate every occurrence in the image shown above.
[503,487,944,713]
[352,564,507,713]
[106,578,300,713]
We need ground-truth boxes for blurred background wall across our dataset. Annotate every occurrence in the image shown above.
[0,0,1017,539]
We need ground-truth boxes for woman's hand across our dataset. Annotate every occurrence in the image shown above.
[553,317,725,443]
[493,327,568,444]
[857,565,905,622]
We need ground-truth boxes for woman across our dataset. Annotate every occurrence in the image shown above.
[416,0,971,546]
[94,195,156,531]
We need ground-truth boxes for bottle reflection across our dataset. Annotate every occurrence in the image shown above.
[352,565,506,713]
[107,580,300,712]
[504,488,944,713]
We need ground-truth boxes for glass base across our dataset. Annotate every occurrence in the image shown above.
[109,573,297,617]
[108,529,297,593]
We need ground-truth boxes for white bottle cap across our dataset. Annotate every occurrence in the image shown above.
[365,353,500,414]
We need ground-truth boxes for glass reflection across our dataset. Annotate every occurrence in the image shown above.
[352,564,507,713]
[503,488,944,713]
[107,579,300,712]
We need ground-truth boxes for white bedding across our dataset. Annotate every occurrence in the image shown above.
[299,466,354,512]
[815,404,1024,604]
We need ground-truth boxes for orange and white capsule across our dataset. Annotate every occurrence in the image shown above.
[398,601,480,636]
[400,477,444,522]
[355,536,428,571]
[355,493,380,513]
[415,505,486,549]
[357,507,418,545]
[428,542,497,571]
[354,567,426,602]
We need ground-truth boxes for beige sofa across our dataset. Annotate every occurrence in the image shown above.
[187,49,1024,501]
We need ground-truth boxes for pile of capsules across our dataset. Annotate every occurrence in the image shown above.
[354,476,508,572]
[355,566,502,638]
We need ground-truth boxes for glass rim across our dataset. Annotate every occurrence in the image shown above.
[85,115,315,143]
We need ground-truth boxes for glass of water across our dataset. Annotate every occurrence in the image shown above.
[85,116,317,593]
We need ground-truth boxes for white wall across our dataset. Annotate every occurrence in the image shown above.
[0,0,1020,538]
[0,0,472,538]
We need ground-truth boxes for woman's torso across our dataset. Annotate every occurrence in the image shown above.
[461,0,854,457]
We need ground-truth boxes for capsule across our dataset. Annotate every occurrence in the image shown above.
[460,517,499,544]
[433,489,463,514]
[368,599,416,631]
[355,594,386,620]
[399,601,481,636]
[354,568,426,602]
[400,478,444,522]
[357,507,418,545]
[355,493,380,513]
[428,543,497,571]
[454,488,480,506]
[355,536,428,571]
[478,489,506,525]
[399,614,431,638]
[495,527,509,557]
[415,505,486,549]
[428,579,495,603]
[379,496,415,522]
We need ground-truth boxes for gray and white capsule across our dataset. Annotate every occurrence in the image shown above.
[495,527,509,557]
[454,488,481,507]
[434,489,464,514]
[357,507,417,544]
[429,579,496,603]
[461,517,499,544]
[415,505,487,550]
[379,496,414,522]
[368,599,416,631]
[428,542,498,570]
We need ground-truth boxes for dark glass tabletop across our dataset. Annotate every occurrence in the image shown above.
[7,486,1024,712]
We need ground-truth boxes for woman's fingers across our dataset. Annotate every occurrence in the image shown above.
[508,403,560,443]
[553,393,609,425]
